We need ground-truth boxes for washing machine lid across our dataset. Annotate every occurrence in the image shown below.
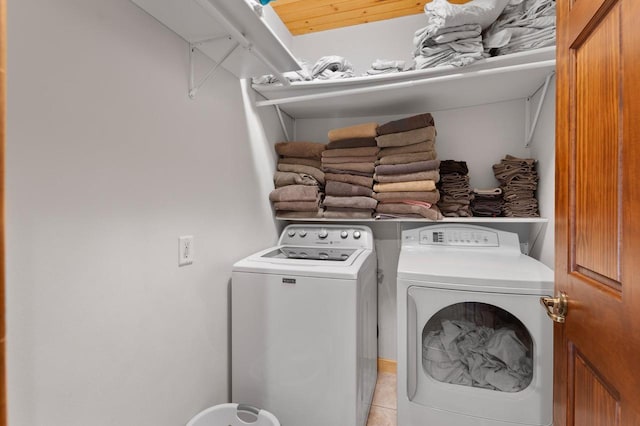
[233,245,373,280]
[397,248,554,294]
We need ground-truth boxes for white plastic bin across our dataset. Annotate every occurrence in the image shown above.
[186,403,280,426]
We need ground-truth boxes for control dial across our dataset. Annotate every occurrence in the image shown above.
[299,231,307,237]
[287,230,296,237]
[353,231,361,239]
[340,231,349,239]
[318,229,329,239]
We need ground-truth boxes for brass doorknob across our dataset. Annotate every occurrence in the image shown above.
[540,292,568,323]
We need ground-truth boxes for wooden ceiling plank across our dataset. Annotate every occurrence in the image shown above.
[289,5,427,35]
[286,1,425,31]
[273,0,415,21]
[271,0,472,35]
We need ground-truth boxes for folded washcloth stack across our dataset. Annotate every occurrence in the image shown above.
[471,187,504,217]
[484,0,556,57]
[437,160,473,217]
[271,141,326,219]
[373,113,442,220]
[492,154,539,217]
[321,123,380,219]
[365,59,409,76]
[413,0,510,69]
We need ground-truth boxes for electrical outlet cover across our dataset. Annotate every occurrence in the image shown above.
[179,235,194,266]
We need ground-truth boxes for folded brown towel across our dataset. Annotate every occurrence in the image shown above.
[326,137,378,149]
[374,180,436,192]
[377,113,435,136]
[278,157,322,169]
[374,190,440,204]
[374,170,440,183]
[269,185,319,202]
[375,126,436,148]
[323,167,373,177]
[326,181,374,197]
[274,171,319,187]
[376,151,437,165]
[376,203,442,220]
[324,207,375,213]
[328,122,379,142]
[322,196,378,210]
[378,140,435,158]
[502,154,536,166]
[440,160,469,174]
[278,164,325,185]
[322,146,380,158]
[275,141,326,159]
[324,173,374,188]
[324,211,373,219]
[321,155,378,164]
[276,210,324,219]
[375,159,440,175]
[274,198,320,212]
[323,162,375,174]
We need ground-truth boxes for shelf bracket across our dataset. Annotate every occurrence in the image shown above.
[194,0,292,87]
[189,39,240,99]
[525,72,555,147]
[274,105,290,142]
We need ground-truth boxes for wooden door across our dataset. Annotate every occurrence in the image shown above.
[555,0,640,424]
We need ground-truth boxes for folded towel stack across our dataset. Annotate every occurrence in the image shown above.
[493,155,539,217]
[437,160,473,217]
[483,0,556,57]
[321,123,380,219]
[373,113,442,220]
[413,0,510,69]
[471,187,504,217]
[271,141,326,219]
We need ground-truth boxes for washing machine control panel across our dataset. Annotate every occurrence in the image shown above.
[419,228,499,247]
[279,225,373,249]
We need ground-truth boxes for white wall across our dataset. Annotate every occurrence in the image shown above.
[6,0,284,425]
[291,14,427,75]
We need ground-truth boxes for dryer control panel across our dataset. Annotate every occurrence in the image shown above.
[420,228,499,247]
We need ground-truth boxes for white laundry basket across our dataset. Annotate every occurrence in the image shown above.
[186,403,280,426]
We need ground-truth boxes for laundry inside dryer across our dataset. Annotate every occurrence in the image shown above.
[422,302,533,392]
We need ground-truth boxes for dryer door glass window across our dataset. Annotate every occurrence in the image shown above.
[422,302,533,392]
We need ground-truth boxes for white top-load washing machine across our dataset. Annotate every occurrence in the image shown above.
[397,224,554,426]
[232,224,377,426]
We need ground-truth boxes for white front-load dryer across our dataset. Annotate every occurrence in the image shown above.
[232,224,377,426]
[397,225,554,426]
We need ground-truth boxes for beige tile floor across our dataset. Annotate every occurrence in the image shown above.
[366,372,397,426]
